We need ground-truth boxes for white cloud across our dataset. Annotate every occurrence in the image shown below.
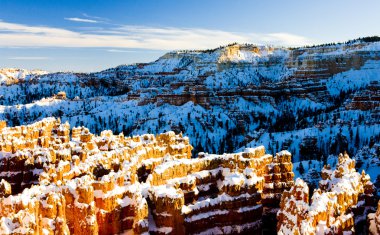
[64,17,98,23]
[258,33,315,46]
[106,49,163,53]
[107,49,140,53]
[82,13,110,22]
[9,56,51,60]
[0,20,318,50]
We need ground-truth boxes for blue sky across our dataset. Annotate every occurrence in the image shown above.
[1,0,380,72]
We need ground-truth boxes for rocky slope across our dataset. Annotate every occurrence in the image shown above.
[0,118,377,234]
[0,118,295,234]
[278,153,377,234]
[0,118,192,234]
[0,39,379,167]
[0,68,48,86]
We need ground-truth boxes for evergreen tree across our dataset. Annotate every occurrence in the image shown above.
[298,161,305,175]
[355,127,360,148]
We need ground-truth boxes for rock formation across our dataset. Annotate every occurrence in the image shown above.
[262,150,294,234]
[147,146,270,234]
[346,81,380,111]
[368,201,380,235]
[0,118,295,234]
[55,91,67,100]
[277,152,377,234]
[0,68,48,86]
[0,40,379,162]
[0,118,191,234]
[0,179,11,197]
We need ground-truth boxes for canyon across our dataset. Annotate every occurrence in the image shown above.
[0,40,379,165]
[0,38,380,234]
[0,118,378,234]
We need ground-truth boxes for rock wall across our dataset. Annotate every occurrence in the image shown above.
[262,150,294,234]
[0,118,296,234]
[345,80,380,112]
[3,118,377,234]
[277,153,377,234]
[1,41,380,159]
[147,146,271,235]
[0,118,192,234]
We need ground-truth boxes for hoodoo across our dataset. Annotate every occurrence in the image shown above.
[277,153,377,234]
[1,1,379,234]
[0,118,297,234]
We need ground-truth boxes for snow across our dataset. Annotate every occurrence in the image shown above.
[3,42,375,158]
[0,217,18,234]
[309,192,330,213]
[294,178,309,193]
[353,144,380,195]
[194,221,261,235]
[277,150,291,157]
[236,204,261,213]
[151,185,183,199]
[0,68,48,85]
[154,226,173,234]
[222,172,245,186]
[243,120,380,162]
[118,196,133,207]
[0,41,380,234]
[326,60,380,96]
[184,210,229,222]
[182,193,256,213]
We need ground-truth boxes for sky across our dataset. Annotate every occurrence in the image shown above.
[1,0,380,72]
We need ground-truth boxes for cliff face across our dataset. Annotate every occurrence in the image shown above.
[0,118,193,234]
[277,153,377,234]
[0,118,296,234]
[0,41,379,164]
[0,119,377,234]
[0,68,48,86]
[0,41,380,195]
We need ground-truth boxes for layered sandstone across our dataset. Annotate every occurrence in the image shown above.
[262,150,295,234]
[0,118,192,234]
[147,146,272,235]
[0,118,297,234]
[144,147,295,234]
[1,41,379,160]
[277,152,377,234]
[2,118,377,234]
[346,80,380,111]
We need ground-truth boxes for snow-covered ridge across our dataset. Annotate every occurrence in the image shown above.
[0,40,379,178]
[0,112,378,234]
[0,68,48,85]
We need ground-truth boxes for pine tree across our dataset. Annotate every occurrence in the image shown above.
[298,161,305,175]
[349,126,353,140]
[355,127,360,148]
